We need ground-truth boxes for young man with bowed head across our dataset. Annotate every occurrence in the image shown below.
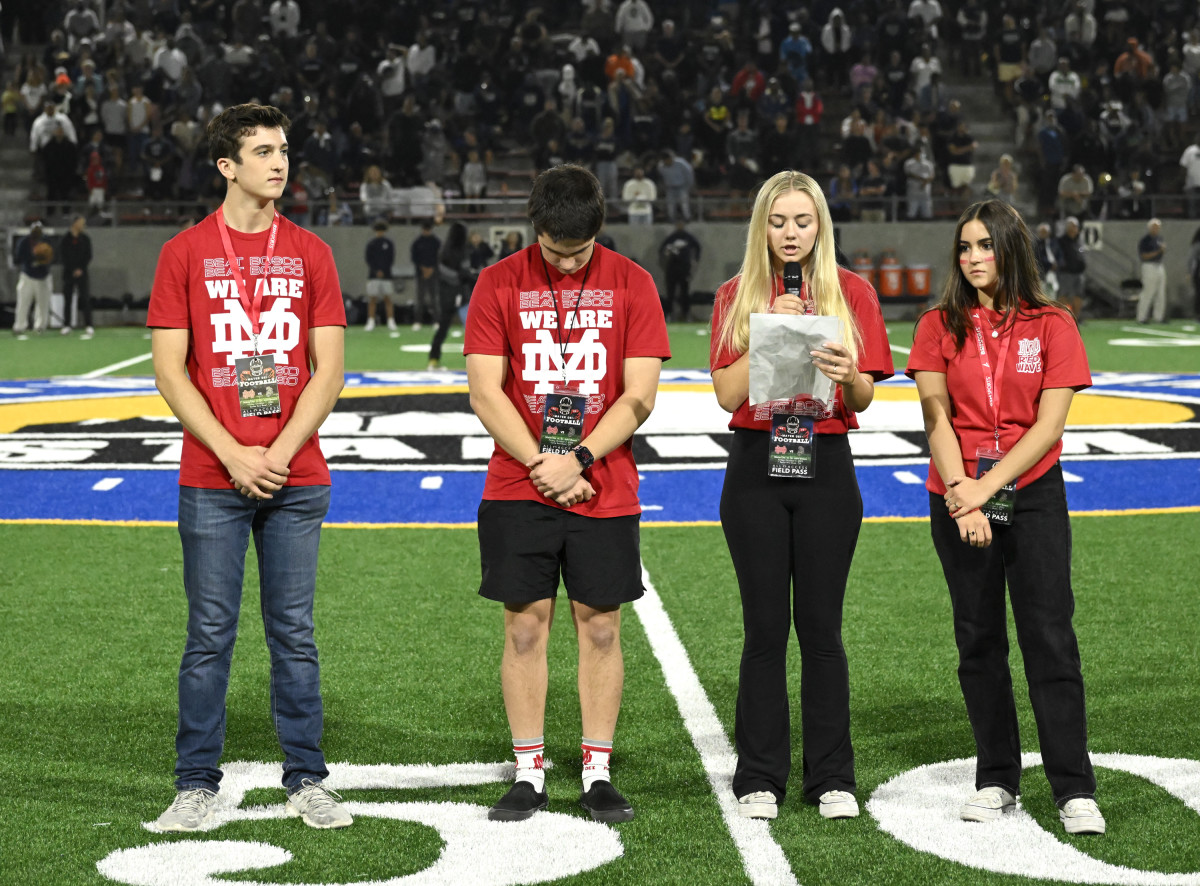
[147,103,351,833]
[465,164,670,824]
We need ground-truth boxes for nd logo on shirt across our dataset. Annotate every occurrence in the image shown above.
[203,256,305,365]
[518,289,613,395]
[1016,337,1042,373]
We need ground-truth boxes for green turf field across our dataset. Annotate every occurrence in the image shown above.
[3,319,1199,885]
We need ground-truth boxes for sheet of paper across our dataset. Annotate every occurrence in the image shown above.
[748,313,844,406]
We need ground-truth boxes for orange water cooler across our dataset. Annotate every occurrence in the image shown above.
[877,250,903,298]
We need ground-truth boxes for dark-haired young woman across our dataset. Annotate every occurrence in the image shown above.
[906,199,1105,835]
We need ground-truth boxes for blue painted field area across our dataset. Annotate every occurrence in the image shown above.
[1,371,1198,524]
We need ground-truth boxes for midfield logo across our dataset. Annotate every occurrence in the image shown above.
[521,329,607,395]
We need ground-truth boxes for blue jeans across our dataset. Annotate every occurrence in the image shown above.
[174,485,331,793]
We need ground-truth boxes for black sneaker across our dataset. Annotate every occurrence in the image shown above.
[579,780,635,823]
[488,781,549,821]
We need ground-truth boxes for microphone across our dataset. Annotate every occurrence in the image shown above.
[783,262,802,296]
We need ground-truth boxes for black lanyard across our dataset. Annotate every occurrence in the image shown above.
[540,249,594,381]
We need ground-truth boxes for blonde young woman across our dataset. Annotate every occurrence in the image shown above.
[709,170,894,821]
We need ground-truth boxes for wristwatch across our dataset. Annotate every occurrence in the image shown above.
[572,445,594,472]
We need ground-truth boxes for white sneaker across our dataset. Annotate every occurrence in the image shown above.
[960,786,1017,822]
[364,318,376,332]
[1059,797,1105,834]
[82,326,94,339]
[411,322,422,331]
[155,788,218,832]
[738,791,778,819]
[386,318,397,331]
[818,790,859,819]
[285,779,353,829]
[61,326,72,335]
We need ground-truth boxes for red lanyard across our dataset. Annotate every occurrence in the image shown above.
[216,205,278,349]
[971,310,1012,443]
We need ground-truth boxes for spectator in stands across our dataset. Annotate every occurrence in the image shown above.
[410,219,441,329]
[142,122,177,201]
[986,154,1018,205]
[615,0,654,52]
[594,117,619,202]
[2,80,22,136]
[1048,58,1082,111]
[909,43,942,96]
[726,109,761,194]
[1181,132,1200,218]
[731,60,766,106]
[658,219,701,321]
[607,68,638,150]
[85,142,108,213]
[1136,218,1167,324]
[1056,217,1087,318]
[12,220,52,337]
[1057,164,1094,219]
[945,120,978,199]
[904,146,936,219]
[1162,60,1190,152]
[43,122,79,213]
[126,84,152,175]
[460,149,488,214]
[267,0,301,41]
[794,78,824,172]
[359,164,394,223]
[1034,109,1068,216]
[19,67,48,133]
[621,165,656,224]
[956,0,987,77]
[60,215,94,336]
[994,15,1025,107]
[820,9,854,93]
[828,164,858,221]
[497,229,523,260]
[1034,222,1062,297]
[859,158,890,221]
[1112,38,1157,104]
[907,0,943,43]
[658,148,694,222]
[1027,27,1058,84]
[64,0,100,51]
[30,97,77,152]
[407,31,438,92]
[849,51,878,98]
[418,118,448,187]
[761,113,797,180]
[1063,0,1097,71]
[780,22,813,88]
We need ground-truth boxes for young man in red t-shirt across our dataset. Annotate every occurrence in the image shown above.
[465,164,670,823]
[147,103,351,832]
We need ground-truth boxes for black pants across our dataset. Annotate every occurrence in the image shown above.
[64,270,92,328]
[930,464,1095,803]
[721,429,861,804]
[662,270,690,320]
[428,286,460,362]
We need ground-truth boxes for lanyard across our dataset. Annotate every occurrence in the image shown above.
[216,205,279,351]
[971,310,1013,443]
[540,250,594,382]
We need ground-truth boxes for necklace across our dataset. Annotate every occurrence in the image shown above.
[985,311,1006,338]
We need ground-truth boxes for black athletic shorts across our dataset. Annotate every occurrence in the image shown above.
[477,500,645,607]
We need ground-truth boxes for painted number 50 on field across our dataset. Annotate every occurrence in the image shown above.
[97,761,622,886]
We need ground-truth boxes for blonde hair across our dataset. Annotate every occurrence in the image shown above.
[715,170,861,360]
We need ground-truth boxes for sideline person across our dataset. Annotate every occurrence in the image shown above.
[906,199,1104,835]
[363,219,398,332]
[147,102,352,833]
[61,215,95,337]
[428,221,475,369]
[1136,217,1167,324]
[709,170,893,822]
[12,220,52,337]
[464,164,670,824]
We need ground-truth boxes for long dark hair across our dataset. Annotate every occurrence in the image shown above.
[929,199,1066,351]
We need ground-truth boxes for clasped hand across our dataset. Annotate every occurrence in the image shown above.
[527,451,594,508]
[944,475,992,547]
[225,445,289,500]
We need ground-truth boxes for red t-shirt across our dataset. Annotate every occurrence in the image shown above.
[709,266,895,434]
[463,243,671,517]
[147,212,346,489]
[905,305,1091,493]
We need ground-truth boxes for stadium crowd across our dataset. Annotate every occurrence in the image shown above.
[2,0,1198,225]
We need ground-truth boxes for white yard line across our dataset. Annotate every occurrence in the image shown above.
[1118,325,1200,340]
[634,566,799,886]
[890,343,911,355]
[81,353,154,379]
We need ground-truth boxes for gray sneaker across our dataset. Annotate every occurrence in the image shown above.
[818,790,859,819]
[1059,797,1105,835]
[960,786,1017,822]
[155,788,218,832]
[286,779,354,829]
